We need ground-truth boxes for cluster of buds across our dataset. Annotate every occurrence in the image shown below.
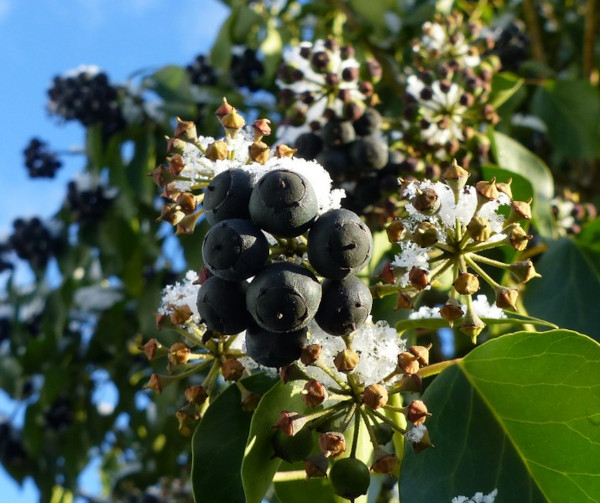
[152,98,294,234]
[375,160,540,343]
[396,12,501,178]
[276,38,381,139]
[270,319,434,500]
[551,189,597,236]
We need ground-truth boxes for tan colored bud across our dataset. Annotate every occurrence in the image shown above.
[407,400,431,426]
[363,383,389,410]
[467,216,492,242]
[221,359,245,381]
[508,199,533,223]
[185,385,208,406]
[221,108,246,138]
[161,203,185,226]
[143,373,176,393]
[253,118,272,140]
[215,97,234,120]
[379,263,396,284]
[409,267,430,290]
[409,343,433,366]
[168,341,190,365]
[442,158,470,193]
[249,141,270,164]
[275,411,308,436]
[412,221,439,248]
[173,117,198,142]
[334,348,360,373]
[393,373,422,392]
[398,351,420,374]
[475,178,499,202]
[496,178,513,199]
[508,225,532,251]
[167,136,187,155]
[150,165,173,188]
[276,144,298,158]
[412,188,440,215]
[205,140,229,161]
[176,408,197,437]
[141,338,168,361]
[509,260,541,283]
[301,344,322,366]
[495,287,519,311]
[318,431,346,458]
[386,220,406,242]
[453,273,480,295]
[175,192,197,214]
[170,304,192,325]
[304,452,329,478]
[396,292,414,310]
[301,380,328,408]
[440,298,464,326]
[176,212,203,235]
[241,391,261,412]
[371,447,398,474]
[459,306,486,343]
[409,426,435,453]
[168,154,185,176]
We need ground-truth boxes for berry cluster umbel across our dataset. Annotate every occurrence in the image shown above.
[197,166,374,368]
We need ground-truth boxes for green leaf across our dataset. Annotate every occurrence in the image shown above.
[242,381,311,503]
[524,238,600,340]
[574,217,600,279]
[531,80,600,160]
[489,73,524,109]
[259,19,283,85]
[401,330,600,502]
[490,131,555,238]
[191,376,260,503]
[275,477,338,503]
[210,12,235,72]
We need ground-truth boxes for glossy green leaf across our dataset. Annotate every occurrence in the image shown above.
[491,131,555,238]
[531,80,600,160]
[145,65,195,104]
[210,12,234,72]
[242,381,308,503]
[524,238,600,340]
[191,375,262,503]
[489,73,524,109]
[259,20,283,84]
[401,330,600,502]
[574,217,600,279]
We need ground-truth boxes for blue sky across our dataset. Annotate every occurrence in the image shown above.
[0,0,228,500]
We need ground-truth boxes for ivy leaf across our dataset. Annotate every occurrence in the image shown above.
[489,72,524,109]
[401,330,600,502]
[191,375,265,503]
[242,380,319,503]
[144,65,195,104]
[524,238,600,340]
[531,79,600,160]
[490,131,555,238]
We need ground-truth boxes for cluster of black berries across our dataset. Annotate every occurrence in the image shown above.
[230,47,264,92]
[196,167,373,368]
[64,179,117,222]
[8,217,62,270]
[23,138,62,179]
[47,68,126,136]
[294,109,405,226]
[0,422,28,471]
[44,397,74,431]
[490,21,530,72]
[186,54,218,87]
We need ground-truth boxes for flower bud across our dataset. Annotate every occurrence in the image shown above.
[509,260,541,283]
[168,342,190,365]
[185,385,208,406]
[276,144,297,158]
[170,304,192,325]
[176,408,197,437]
[362,383,389,410]
[175,192,197,214]
[453,273,480,295]
[302,379,328,408]
[409,343,432,366]
[396,292,414,310]
[386,220,406,242]
[221,359,245,381]
[459,306,486,343]
[334,348,360,373]
[173,117,198,142]
[412,188,440,215]
[408,267,430,290]
[475,178,499,202]
[318,431,346,458]
[141,338,168,361]
[467,216,492,242]
[167,136,187,155]
[241,390,261,412]
[253,118,271,141]
[442,158,469,193]
[301,344,322,366]
[143,373,177,393]
[507,225,532,251]
[412,221,439,248]
[161,203,185,226]
[407,400,431,426]
[371,447,398,475]
[407,426,435,453]
[176,212,203,235]
[440,298,464,326]
[205,140,228,161]
[304,452,329,478]
[508,198,533,223]
[215,97,234,120]
[249,141,270,164]
[279,363,311,384]
[397,351,420,375]
[275,411,309,436]
[168,154,185,176]
[393,373,422,392]
[495,286,519,311]
[496,178,513,199]
[221,108,246,138]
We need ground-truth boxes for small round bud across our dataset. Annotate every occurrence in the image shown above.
[185,385,208,406]
[168,342,190,365]
[509,260,541,283]
[508,199,533,222]
[386,220,406,242]
[301,344,322,366]
[205,140,228,161]
[408,267,430,290]
[442,159,470,193]
[333,348,360,373]
[304,452,329,478]
[412,188,440,215]
[173,117,197,142]
[221,107,246,138]
[407,400,431,426]
[412,221,439,248]
[362,383,389,410]
[453,273,480,295]
[496,178,513,199]
[459,307,486,343]
[475,178,499,202]
[318,431,346,458]
[440,298,464,325]
[301,379,328,408]
[371,447,398,475]
[221,359,245,381]
[409,343,432,366]
[467,217,492,242]
[508,225,532,251]
[248,141,270,164]
[398,351,420,374]
[495,286,519,311]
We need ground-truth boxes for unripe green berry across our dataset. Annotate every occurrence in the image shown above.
[329,458,370,500]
